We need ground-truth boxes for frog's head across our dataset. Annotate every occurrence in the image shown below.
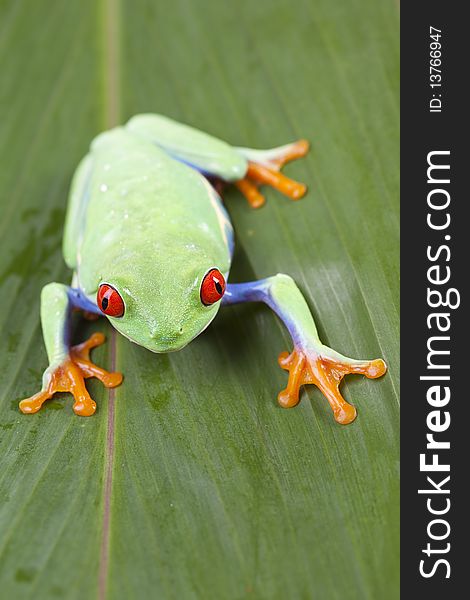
[93,242,229,353]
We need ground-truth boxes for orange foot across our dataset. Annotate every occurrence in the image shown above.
[19,333,122,416]
[278,348,387,425]
[235,139,310,208]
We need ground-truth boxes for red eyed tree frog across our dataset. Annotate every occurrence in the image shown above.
[19,114,387,424]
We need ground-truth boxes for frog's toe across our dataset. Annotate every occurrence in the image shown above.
[71,352,123,389]
[70,332,123,387]
[271,139,310,169]
[235,140,310,208]
[277,347,387,425]
[72,396,97,417]
[236,162,307,208]
[19,391,52,414]
[235,178,267,208]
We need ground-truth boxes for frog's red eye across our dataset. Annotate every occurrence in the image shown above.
[97,284,125,317]
[200,268,226,306]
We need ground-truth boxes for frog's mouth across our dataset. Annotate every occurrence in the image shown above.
[118,329,190,354]
[146,338,190,354]
[107,308,218,353]
[108,323,190,353]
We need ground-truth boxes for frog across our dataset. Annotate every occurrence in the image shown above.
[19,113,387,425]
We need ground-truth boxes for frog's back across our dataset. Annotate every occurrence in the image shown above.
[63,128,233,295]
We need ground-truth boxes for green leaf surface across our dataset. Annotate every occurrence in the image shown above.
[0,0,399,598]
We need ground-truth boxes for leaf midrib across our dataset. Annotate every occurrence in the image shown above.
[98,0,121,597]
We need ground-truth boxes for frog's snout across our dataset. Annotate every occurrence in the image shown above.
[149,324,186,352]
[150,326,183,340]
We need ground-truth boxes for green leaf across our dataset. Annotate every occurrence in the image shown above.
[0,0,399,598]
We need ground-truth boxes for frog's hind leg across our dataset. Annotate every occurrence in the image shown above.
[125,114,309,209]
[222,275,386,424]
[19,283,122,416]
[234,140,310,208]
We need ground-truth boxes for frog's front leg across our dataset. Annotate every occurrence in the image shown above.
[222,275,387,424]
[19,283,122,416]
